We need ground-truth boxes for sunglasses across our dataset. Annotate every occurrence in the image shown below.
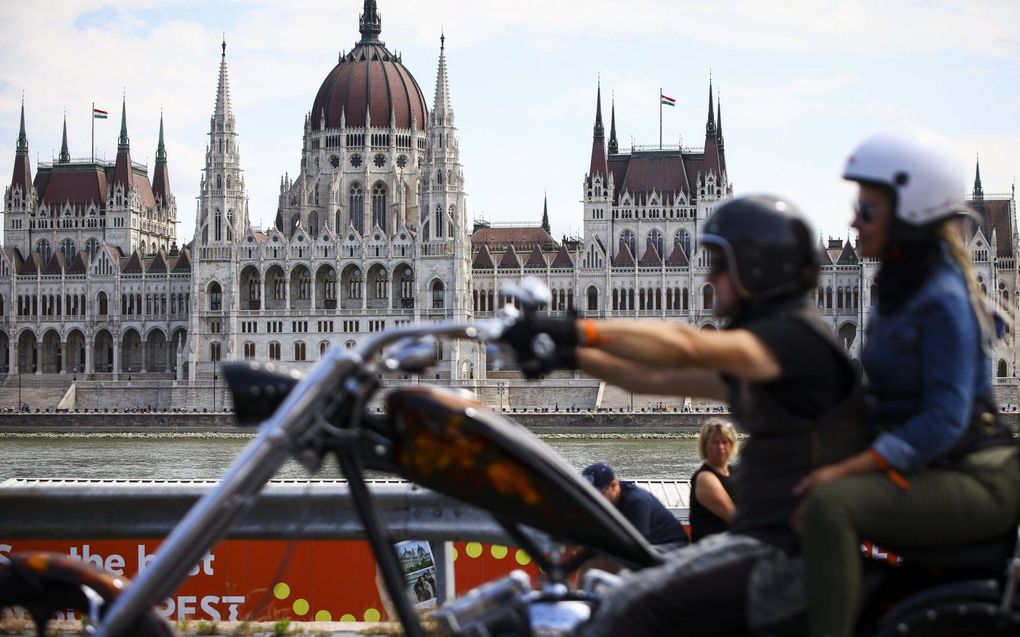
[853,199,878,223]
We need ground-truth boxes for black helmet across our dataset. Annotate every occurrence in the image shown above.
[701,194,818,301]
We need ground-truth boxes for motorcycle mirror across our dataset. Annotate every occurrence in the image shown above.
[382,337,437,374]
[220,361,304,426]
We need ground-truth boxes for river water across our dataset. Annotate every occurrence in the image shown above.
[0,434,707,482]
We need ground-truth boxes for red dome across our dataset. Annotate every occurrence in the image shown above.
[310,24,428,132]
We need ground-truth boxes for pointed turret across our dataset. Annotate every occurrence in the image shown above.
[359,0,382,44]
[608,97,619,155]
[10,98,32,194]
[703,79,721,180]
[152,112,171,204]
[214,38,233,125]
[974,156,984,200]
[587,82,607,185]
[541,193,550,233]
[705,78,716,136]
[432,30,453,124]
[716,93,724,150]
[58,113,70,163]
[112,96,134,191]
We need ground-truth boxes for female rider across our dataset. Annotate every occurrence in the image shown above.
[796,132,1020,637]
[689,419,738,542]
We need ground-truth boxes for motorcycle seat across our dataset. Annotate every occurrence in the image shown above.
[892,532,1017,572]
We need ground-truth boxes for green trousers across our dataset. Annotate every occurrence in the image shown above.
[801,446,1020,637]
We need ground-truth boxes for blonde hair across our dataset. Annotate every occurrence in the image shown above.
[698,418,738,462]
[938,219,1006,353]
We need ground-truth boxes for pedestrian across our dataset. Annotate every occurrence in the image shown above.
[689,419,737,542]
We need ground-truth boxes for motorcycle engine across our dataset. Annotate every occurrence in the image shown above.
[433,570,600,637]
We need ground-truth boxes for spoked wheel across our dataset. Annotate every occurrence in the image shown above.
[0,552,173,637]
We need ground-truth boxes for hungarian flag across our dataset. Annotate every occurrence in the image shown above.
[660,94,676,107]
[93,108,108,119]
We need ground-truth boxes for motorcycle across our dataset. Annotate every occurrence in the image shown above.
[1,277,1020,636]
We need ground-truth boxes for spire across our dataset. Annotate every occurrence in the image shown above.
[542,192,550,233]
[59,112,70,163]
[16,97,28,157]
[608,95,618,155]
[705,76,716,136]
[974,155,984,199]
[717,93,723,143]
[113,95,134,191]
[359,0,382,44]
[153,113,171,204]
[11,97,32,194]
[587,82,608,182]
[214,38,233,122]
[118,95,130,152]
[156,111,167,165]
[432,32,452,120]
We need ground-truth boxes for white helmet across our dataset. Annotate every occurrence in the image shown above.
[843,131,967,225]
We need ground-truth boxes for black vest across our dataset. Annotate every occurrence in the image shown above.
[689,463,733,542]
[727,307,869,550]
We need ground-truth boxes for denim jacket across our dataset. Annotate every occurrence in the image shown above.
[863,251,991,472]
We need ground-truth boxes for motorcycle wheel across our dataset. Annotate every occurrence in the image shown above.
[0,558,172,637]
[871,599,1020,637]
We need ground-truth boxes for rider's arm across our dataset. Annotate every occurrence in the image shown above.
[576,319,782,382]
[578,349,728,400]
[693,470,735,523]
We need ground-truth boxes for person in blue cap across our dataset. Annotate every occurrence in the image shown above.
[583,462,689,553]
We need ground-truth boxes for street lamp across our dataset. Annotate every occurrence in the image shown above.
[497,381,506,412]
[213,371,218,412]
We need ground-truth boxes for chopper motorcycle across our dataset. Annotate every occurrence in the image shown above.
[1,278,1020,637]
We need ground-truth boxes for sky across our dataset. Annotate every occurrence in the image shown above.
[1,0,1018,246]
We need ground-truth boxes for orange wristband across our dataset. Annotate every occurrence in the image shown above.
[868,448,911,491]
[580,319,610,347]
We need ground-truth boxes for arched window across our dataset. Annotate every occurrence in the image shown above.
[647,230,664,257]
[371,183,387,232]
[703,284,714,310]
[682,288,689,310]
[269,342,281,361]
[98,292,108,315]
[998,360,1008,378]
[216,175,222,189]
[826,287,833,309]
[587,286,598,311]
[60,238,76,258]
[210,342,221,362]
[36,239,52,262]
[434,205,444,238]
[294,341,306,361]
[244,342,256,359]
[349,183,364,234]
[619,230,636,255]
[209,282,223,311]
[674,229,692,256]
[432,280,445,309]
[837,286,844,309]
[85,238,100,261]
[214,209,222,241]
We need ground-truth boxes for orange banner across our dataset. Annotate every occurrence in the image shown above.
[0,539,537,623]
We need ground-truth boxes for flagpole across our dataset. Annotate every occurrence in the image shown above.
[659,87,662,150]
[91,101,94,162]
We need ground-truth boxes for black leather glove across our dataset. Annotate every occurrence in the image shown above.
[501,313,579,379]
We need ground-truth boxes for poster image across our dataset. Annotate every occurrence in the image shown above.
[395,540,437,609]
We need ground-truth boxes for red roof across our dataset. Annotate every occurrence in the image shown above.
[835,241,859,265]
[638,243,662,267]
[612,242,635,267]
[67,251,88,274]
[11,155,31,196]
[311,43,427,132]
[43,252,66,275]
[472,244,494,269]
[550,244,574,268]
[523,245,547,269]
[37,166,108,207]
[148,251,169,273]
[498,244,520,269]
[172,249,192,272]
[665,242,689,267]
[471,226,557,252]
[121,251,144,274]
[973,198,1014,257]
[610,152,694,205]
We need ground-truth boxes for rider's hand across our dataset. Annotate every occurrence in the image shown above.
[502,314,579,379]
